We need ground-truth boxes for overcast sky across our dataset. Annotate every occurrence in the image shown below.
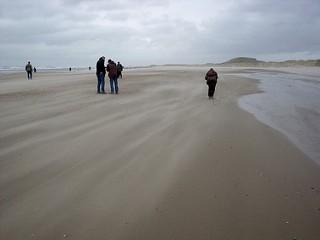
[1,0,320,67]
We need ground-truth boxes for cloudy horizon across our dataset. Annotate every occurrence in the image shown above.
[1,0,320,67]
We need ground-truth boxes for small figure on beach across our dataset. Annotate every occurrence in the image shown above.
[25,61,33,80]
[89,66,91,71]
[96,56,106,94]
[33,67,37,73]
[107,59,119,94]
[116,62,123,79]
[205,68,218,99]
[69,67,72,71]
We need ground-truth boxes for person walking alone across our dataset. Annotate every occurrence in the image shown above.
[96,56,106,94]
[107,59,119,94]
[25,61,33,80]
[205,68,218,99]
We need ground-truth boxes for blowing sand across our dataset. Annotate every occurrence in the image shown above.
[0,67,320,240]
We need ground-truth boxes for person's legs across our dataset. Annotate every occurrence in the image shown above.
[101,73,105,93]
[27,71,32,80]
[208,83,213,98]
[208,81,217,99]
[114,77,119,94]
[208,87,212,98]
[97,74,101,93]
[109,77,114,93]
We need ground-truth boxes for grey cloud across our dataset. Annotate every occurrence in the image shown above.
[0,0,320,67]
[193,0,320,59]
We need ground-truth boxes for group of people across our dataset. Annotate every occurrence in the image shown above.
[26,59,217,99]
[96,56,123,94]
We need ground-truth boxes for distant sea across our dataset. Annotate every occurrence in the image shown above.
[238,70,320,164]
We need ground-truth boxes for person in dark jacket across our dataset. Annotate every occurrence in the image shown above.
[205,68,218,99]
[116,62,123,79]
[96,56,106,94]
[106,59,118,94]
[25,61,33,80]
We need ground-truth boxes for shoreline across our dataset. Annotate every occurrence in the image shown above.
[237,70,320,164]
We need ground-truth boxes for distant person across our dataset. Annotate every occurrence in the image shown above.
[25,61,33,80]
[107,59,118,94]
[116,62,123,79]
[33,67,37,73]
[205,68,218,99]
[69,67,72,71]
[96,56,106,94]
[89,66,91,71]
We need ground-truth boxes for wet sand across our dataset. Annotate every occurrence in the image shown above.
[1,67,320,240]
[238,70,320,163]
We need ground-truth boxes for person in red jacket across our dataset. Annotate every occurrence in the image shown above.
[205,68,218,99]
[106,59,118,94]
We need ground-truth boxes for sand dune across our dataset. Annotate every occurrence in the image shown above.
[0,67,319,240]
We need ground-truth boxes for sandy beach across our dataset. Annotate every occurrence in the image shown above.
[1,67,320,240]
